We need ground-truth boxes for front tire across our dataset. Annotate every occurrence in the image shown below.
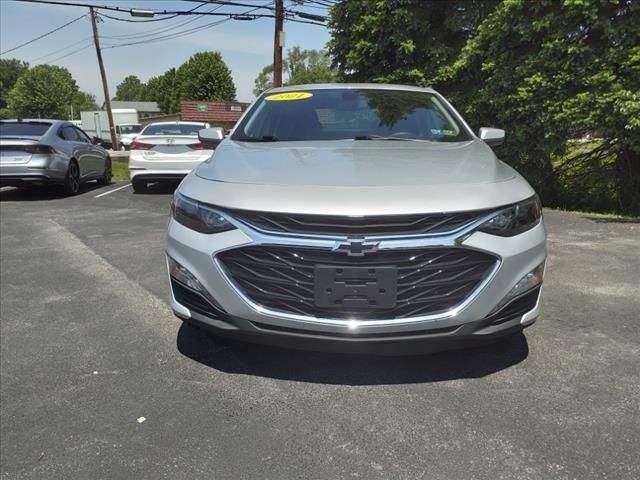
[97,157,112,186]
[63,160,80,196]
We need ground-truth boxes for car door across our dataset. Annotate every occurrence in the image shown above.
[59,125,92,177]
[74,127,105,176]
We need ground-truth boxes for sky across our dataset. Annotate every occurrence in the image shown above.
[0,0,332,103]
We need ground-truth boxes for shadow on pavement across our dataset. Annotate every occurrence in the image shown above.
[0,183,103,202]
[134,182,181,195]
[176,322,529,385]
[584,215,640,224]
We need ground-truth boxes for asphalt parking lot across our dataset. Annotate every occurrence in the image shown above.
[1,182,639,480]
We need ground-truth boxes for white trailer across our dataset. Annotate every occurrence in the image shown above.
[80,109,141,149]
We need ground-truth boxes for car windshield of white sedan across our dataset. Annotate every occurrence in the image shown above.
[233,89,471,142]
[142,124,204,136]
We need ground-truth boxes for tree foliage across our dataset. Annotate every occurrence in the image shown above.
[0,58,29,110]
[175,51,236,103]
[7,64,78,119]
[253,47,337,96]
[327,0,497,85]
[71,91,98,117]
[114,75,146,101]
[439,0,640,214]
[328,0,640,215]
[144,68,179,114]
[135,52,236,113]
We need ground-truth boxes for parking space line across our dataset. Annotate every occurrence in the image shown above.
[94,183,131,198]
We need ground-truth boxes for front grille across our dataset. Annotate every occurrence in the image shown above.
[227,209,493,237]
[217,246,498,320]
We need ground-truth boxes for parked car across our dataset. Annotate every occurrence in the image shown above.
[165,84,547,354]
[128,121,211,193]
[80,108,140,149]
[0,119,111,195]
[116,123,142,150]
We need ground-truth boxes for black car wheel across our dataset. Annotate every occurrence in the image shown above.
[63,160,80,196]
[97,157,112,186]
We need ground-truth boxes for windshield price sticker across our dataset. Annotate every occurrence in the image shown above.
[265,92,313,101]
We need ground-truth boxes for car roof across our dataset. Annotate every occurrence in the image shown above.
[263,83,438,95]
[0,119,67,125]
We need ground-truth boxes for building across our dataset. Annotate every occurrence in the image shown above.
[181,101,250,130]
[108,101,161,119]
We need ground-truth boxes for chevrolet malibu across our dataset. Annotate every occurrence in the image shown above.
[166,84,547,354]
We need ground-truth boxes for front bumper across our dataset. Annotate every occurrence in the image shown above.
[166,211,547,353]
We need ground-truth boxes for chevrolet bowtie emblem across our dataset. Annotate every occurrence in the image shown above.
[333,239,380,257]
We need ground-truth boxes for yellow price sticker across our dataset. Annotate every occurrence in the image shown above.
[265,92,313,101]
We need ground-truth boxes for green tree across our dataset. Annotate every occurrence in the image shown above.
[175,51,236,103]
[0,58,29,111]
[7,64,78,119]
[144,68,179,113]
[439,0,640,214]
[114,75,147,101]
[327,0,497,85]
[253,47,337,96]
[328,0,640,215]
[70,91,98,118]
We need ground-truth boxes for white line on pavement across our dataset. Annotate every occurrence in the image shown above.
[94,183,131,198]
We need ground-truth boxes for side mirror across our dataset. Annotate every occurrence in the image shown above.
[479,127,505,147]
[92,136,103,145]
[198,127,225,147]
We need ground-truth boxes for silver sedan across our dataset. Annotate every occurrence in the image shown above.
[0,119,111,195]
[165,84,547,354]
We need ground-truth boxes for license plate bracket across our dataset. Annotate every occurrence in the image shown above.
[314,265,397,310]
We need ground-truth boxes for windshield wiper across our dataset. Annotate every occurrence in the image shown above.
[354,134,431,142]
[235,135,280,142]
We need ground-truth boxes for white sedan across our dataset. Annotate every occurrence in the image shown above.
[129,121,212,193]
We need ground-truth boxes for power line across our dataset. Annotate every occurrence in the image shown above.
[95,1,209,23]
[0,13,87,56]
[46,43,94,63]
[101,1,275,50]
[101,3,224,40]
[13,0,326,23]
[28,36,93,62]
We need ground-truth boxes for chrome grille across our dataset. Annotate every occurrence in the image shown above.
[226,209,493,237]
[217,246,498,320]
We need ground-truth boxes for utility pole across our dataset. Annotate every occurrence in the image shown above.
[272,0,284,88]
[90,7,117,150]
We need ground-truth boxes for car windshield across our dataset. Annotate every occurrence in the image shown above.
[142,124,204,136]
[233,88,472,142]
[0,121,52,137]
[119,124,142,134]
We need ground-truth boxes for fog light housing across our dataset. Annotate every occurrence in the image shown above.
[490,261,545,314]
[168,256,205,292]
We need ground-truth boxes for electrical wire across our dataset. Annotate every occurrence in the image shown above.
[101,1,276,50]
[0,13,88,56]
[27,36,93,62]
[46,43,94,63]
[100,3,224,40]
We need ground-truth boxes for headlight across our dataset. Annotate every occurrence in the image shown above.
[171,191,235,234]
[479,196,542,237]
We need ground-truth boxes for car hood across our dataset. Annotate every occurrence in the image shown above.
[197,139,511,187]
[182,139,534,215]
